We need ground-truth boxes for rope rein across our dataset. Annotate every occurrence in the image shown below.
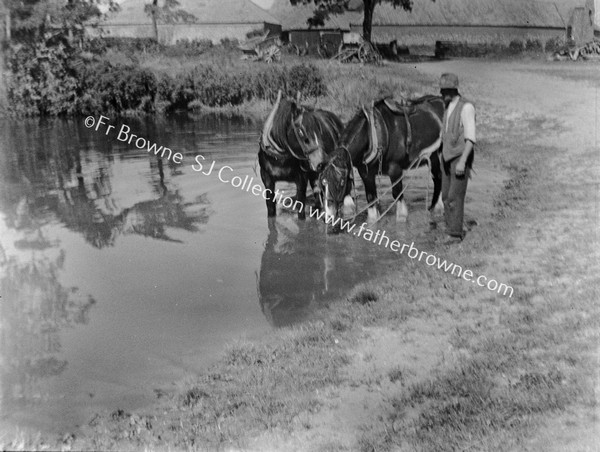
[343,152,427,224]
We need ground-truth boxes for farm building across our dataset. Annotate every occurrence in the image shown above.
[344,0,600,48]
[87,0,281,45]
[263,1,360,55]
[345,0,576,48]
[567,0,596,44]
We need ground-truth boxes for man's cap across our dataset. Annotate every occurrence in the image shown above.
[440,73,459,90]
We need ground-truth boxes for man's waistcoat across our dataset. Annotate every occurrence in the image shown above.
[442,97,471,161]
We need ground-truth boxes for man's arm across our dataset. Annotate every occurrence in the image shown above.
[455,103,476,177]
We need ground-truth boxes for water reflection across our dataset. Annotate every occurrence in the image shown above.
[0,251,96,408]
[257,217,387,327]
[1,119,212,248]
[257,219,327,326]
[0,115,258,432]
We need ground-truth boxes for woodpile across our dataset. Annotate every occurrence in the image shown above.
[331,41,383,65]
[552,38,600,61]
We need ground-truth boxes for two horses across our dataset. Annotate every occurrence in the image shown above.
[259,93,445,226]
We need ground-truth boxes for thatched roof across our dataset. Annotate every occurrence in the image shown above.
[100,0,280,26]
[362,0,571,29]
[265,1,360,30]
[266,0,585,31]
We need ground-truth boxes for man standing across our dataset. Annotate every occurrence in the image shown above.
[438,73,476,244]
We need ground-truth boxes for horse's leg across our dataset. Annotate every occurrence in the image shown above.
[309,174,322,210]
[359,166,379,223]
[342,193,355,216]
[260,166,277,218]
[342,177,355,216]
[295,171,308,220]
[429,152,444,216]
[389,163,408,222]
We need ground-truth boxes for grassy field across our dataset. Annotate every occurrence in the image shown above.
[2,57,598,451]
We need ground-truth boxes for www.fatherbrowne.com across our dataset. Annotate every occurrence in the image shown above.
[188,157,512,298]
[308,206,514,298]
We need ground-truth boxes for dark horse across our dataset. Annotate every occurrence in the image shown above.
[259,91,343,220]
[317,95,445,224]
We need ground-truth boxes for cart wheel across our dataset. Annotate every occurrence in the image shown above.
[569,48,580,60]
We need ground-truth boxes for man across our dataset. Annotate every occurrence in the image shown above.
[438,73,476,244]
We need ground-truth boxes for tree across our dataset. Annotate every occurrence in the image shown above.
[6,0,118,44]
[291,0,434,44]
[144,0,196,42]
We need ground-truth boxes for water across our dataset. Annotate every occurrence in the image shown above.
[0,114,448,434]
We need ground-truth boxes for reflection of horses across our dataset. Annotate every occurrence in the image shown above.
[318,96,445,224]
[257,219,334,327]
[258,91,343,219]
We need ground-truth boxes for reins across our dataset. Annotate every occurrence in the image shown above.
[344,152,430,224]
[322,100,442,226]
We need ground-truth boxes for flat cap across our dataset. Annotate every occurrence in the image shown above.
[440,73,459,89]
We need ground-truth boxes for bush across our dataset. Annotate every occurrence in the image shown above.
[163,39,213,58]
[219,37,239,49]
[77,61,157,114]
[164,63,327,110]
[8,43,328,115]
[8,43,79,116]
[525,39,543,53]
[544,37,563,53]
[102,37,163,54]
[287,63,327,98]
[508,39,524,54]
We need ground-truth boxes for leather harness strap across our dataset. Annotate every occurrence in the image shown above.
[402,105,413,155]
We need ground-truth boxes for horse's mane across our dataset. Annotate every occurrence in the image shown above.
[270,97,293,147]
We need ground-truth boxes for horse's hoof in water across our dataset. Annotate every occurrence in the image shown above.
[342,195,356,216]
[367,206,379,224]
[396,200,408,223]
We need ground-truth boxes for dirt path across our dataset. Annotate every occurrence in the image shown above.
[247,59,600,451]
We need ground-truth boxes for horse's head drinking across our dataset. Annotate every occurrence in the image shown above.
[318,146,354,225]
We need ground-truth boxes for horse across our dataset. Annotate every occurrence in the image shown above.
[317,95,445,225]
[259,90,343,220]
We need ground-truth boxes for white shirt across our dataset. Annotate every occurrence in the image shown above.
[444,96,476,143]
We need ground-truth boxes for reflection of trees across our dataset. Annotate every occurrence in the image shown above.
[0,119,211,248]
[0,253,96,406]
[257,219,336,327]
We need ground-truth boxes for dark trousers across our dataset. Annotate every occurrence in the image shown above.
[441,156,470,238]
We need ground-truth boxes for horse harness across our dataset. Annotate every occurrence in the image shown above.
[319,146,354,204]
[363,97,443,175]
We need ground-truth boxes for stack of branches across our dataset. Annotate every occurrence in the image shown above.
[552,38,600,61]
[332,41,382,65]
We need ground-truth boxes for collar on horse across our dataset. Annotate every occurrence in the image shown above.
[362,102,390,170]
[261,90,289,160]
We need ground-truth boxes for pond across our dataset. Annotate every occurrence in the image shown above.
[0,114,448,434]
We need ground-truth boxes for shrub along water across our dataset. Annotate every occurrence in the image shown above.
[7,42,327,116]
